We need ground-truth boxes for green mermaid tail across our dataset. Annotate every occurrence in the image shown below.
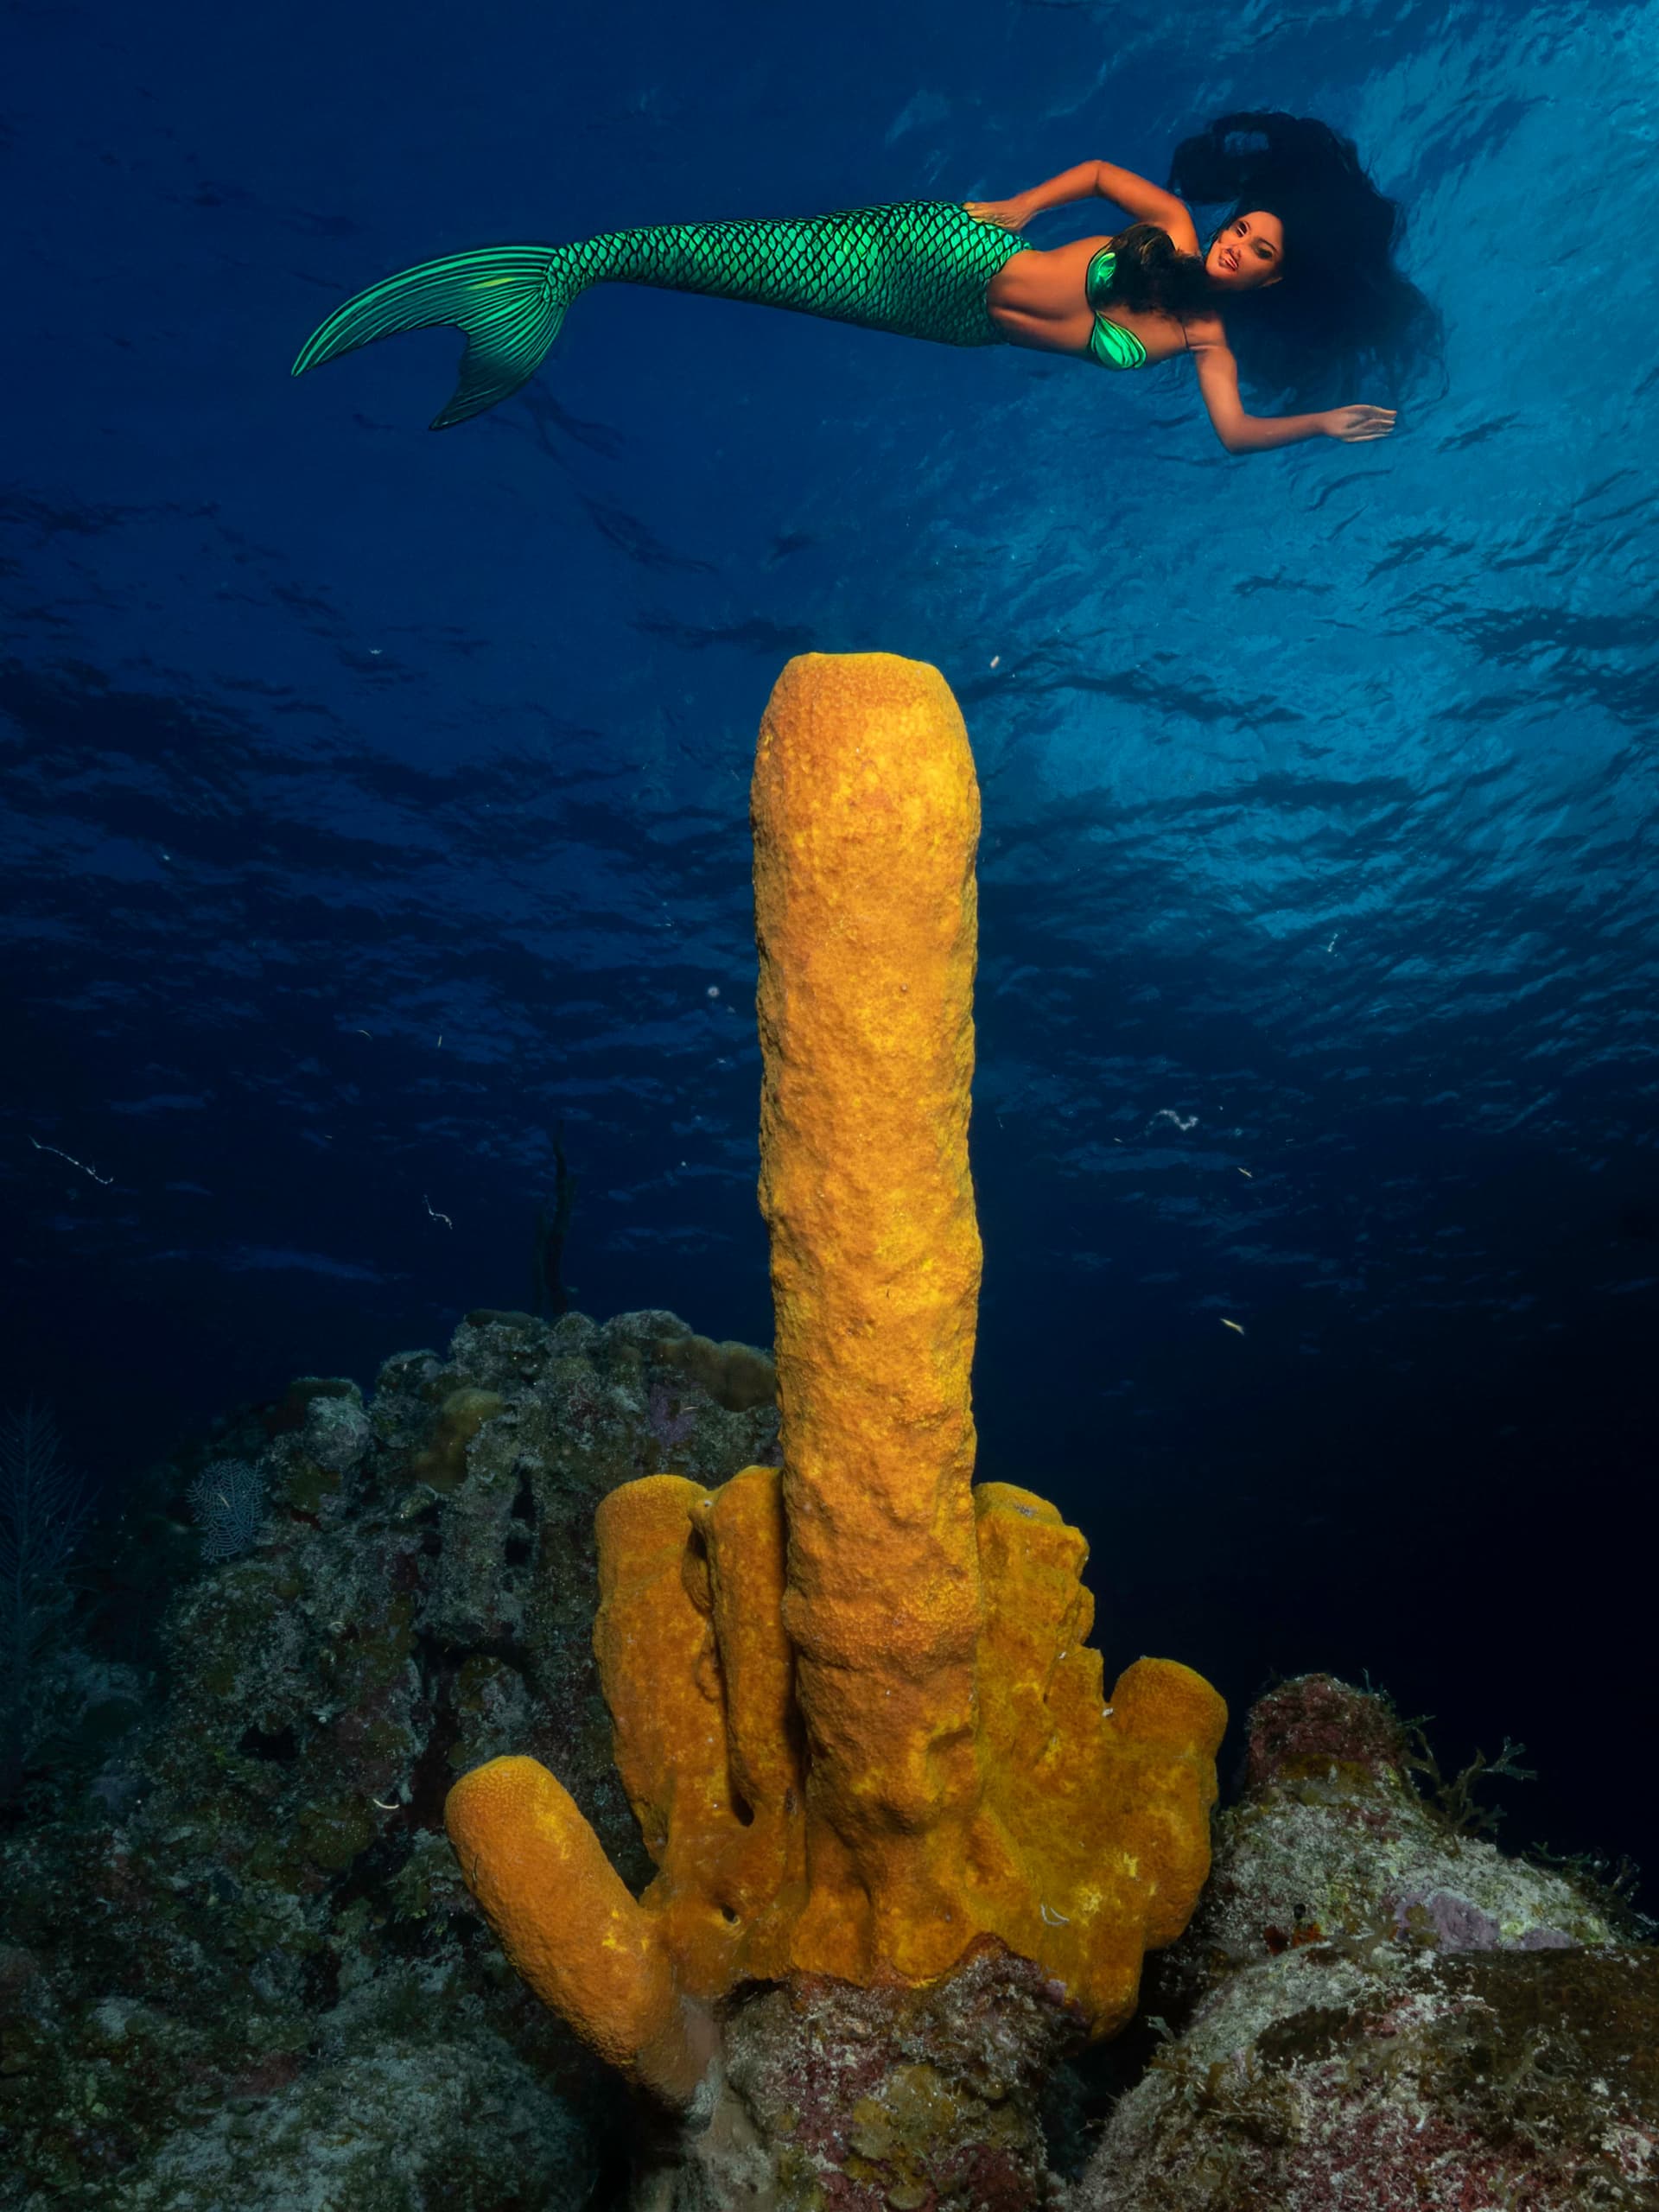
[291,201,1029,429]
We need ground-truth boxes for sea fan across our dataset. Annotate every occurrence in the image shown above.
[187,1458,268,1560]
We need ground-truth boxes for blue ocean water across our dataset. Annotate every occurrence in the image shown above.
[4,0,1656,1888]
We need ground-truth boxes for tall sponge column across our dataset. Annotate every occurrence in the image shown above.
[752,653,985,1974]
[442,651,1229,2126]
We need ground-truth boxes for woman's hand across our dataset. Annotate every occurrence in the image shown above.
[963,194,1039,232]
[1321,404,1397,442]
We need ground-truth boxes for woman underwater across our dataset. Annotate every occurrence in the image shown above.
[292,110,1440,454]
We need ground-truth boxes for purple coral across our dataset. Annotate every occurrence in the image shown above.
[1393,1887,1575,1953]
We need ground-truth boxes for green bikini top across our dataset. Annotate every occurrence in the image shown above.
[1085,247,1148,372]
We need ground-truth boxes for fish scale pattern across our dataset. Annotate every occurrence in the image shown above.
[294,200,1031,429]
[557,199,1029,347]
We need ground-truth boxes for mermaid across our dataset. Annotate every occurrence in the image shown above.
[292,111,1441,456]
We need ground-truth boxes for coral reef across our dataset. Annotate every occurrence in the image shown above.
[1073,1675,1658,2210]
[676,1947,1078,2212]
[7,1457,1652,2212]
[0,1309,781,2209]
[654,1331,777,1414]
[444,653,1226,2198]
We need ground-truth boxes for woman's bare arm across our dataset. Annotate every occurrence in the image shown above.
[1189,321,1395,454]
[967,162,1190,233]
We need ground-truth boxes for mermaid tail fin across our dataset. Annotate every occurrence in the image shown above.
[293,206,1028,430]
[291,245,566,429]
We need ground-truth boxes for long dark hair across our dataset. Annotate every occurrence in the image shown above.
[1102,220,1214,321]
[1162,110,1445,408]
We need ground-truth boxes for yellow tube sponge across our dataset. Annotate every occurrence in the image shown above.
[753,652,985,1974]
[443,1755,693,2092]
[445,652,1226,2094]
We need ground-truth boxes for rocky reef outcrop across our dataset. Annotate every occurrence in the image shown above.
[0,1308,782,2209]
[1072,1673,1658,2211]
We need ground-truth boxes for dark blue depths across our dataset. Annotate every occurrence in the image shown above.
[3,0,1656,1889]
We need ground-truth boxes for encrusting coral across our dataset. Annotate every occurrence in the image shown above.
[1074,1676,1658,2212]
[445,653,1227,2117]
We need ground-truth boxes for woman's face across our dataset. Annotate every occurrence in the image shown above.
[1205,211,1285,291]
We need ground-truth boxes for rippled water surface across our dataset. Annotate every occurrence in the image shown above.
[6,0,1656,1878]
